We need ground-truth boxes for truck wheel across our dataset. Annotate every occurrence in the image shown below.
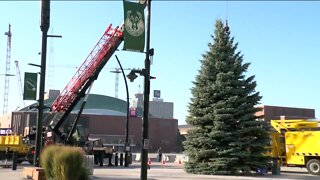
[17,160,23,164]
[306,159,320,175]
[99,152,104,167]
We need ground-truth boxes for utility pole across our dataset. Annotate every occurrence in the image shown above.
[141,0,152,179]
[3,24,12,115]
[34,0,50,167]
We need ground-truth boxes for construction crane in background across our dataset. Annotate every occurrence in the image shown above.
[14,60,25,108]
[110,67,131,98]
[3,24,12,115]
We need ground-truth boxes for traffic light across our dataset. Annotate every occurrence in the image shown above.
[126,71,138,82]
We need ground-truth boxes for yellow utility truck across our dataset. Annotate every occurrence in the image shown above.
[0,132,34,164]
[270,119,320,175]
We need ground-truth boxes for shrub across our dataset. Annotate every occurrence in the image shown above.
[40,145,61,179]
[40,145,89,180]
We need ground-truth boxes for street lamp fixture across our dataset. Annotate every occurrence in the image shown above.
[114,55,131,167]
[126,69,144,82]
[126,71,138,82]
[0,74,15,77]
[28,63,42,75]
[47,35,62,38]
[126,69,156,82]
[28,63,42,68]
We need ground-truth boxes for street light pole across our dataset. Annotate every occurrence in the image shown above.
[141,0,152,179]
[0,74,15,77]
[115,55,130,167]
[34,0,50,167]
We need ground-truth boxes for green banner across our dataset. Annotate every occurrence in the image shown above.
[23,72,38,100]
[123,0,145,52]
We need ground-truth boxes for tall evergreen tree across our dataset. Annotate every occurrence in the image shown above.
[184,19,270,175]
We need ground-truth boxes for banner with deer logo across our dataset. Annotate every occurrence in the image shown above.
[23,72,38,100]
[123,0,145,52]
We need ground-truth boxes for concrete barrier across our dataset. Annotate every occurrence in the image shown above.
[134,153,141,162]
[83,155,94,175]
[166,155,176,162]
[131,153,188,163]
[174,154,188,164]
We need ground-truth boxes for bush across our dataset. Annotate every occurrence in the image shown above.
[40,145,89,180]
[40,145,61,179]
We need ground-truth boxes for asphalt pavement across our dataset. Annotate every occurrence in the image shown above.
[0,161,319,180]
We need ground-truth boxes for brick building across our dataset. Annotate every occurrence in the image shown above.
[0,93,178,153]
[255,105,315,122]
[179,105,316,135]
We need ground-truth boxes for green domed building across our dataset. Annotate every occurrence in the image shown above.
[1,91,178,153]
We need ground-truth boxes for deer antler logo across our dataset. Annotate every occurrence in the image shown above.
[124,10,144,37]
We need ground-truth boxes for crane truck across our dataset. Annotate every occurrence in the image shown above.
[38,23,124,166]
[270,119,320,175]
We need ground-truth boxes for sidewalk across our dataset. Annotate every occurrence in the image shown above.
[91,162,317,180]
[0,162,318,180]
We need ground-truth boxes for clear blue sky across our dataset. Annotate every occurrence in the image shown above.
[0,1,320,125]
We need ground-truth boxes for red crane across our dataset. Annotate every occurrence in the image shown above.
[48,24,123,141]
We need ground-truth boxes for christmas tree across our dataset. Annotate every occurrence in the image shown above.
[184,19,270,175]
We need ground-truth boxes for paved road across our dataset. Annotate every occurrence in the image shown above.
[0,161,319,180]
[92,163,319,180]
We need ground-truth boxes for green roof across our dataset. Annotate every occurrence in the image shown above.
[20,94,128,114]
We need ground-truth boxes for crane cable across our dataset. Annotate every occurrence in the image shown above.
[225,0,230,32]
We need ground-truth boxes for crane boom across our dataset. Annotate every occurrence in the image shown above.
[14,60,25,108]
[48,24,123,141]
[3,24,12,115]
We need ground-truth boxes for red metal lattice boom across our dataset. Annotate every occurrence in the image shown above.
[51,24,123,113]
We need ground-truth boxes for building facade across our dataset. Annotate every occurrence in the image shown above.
[179,105,316,135]
[0,93,179,153]
[255,105,315,122]
[135,91,174,119]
